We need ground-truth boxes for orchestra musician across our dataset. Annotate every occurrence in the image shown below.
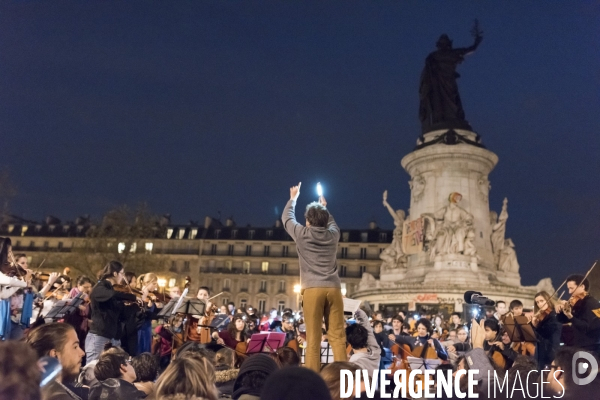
[63,275,93,356]
[483,318,510,370]
[136,273,162,354]
[213,313,249,351]
[531,290,562,369]
[185,286,217,344]
[555,274,600,353]
[506,299,535,356]
[271,311,298,348]
[413,318,448,360]
[85,260,137,364]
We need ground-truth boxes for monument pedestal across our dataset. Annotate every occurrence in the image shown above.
[422,254,489,286]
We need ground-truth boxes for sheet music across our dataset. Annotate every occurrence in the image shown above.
[343,298,361,314]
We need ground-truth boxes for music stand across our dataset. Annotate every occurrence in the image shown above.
[247,332,285,353]
[44,294,84,321]
[503,315,536,343]
[210,314,231,331]
[300,342,335,365]
[407,356,442,371]
[157,298,180,320]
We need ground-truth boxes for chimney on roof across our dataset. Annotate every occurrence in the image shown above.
[204,216,212,229]
[369,220,378,230]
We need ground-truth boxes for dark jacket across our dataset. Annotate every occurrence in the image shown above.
[533,310,562,368]
[557,294,600,351]
[89,378,146,400]
[89,280,136,339]
[414,336,448,360]
[41,381,82,400]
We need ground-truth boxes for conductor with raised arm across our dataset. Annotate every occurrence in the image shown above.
[282,182,347,372]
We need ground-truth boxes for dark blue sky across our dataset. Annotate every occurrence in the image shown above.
[1,1,599,286]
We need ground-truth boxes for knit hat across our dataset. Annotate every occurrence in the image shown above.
[260,367,332,400]
[232,354,279,399]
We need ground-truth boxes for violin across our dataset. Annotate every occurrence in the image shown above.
[562,291,587,316]
[0,262,27,278]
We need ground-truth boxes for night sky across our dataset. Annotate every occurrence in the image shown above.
[1,1,599,287]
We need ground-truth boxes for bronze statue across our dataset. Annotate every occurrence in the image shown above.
[419,20,483,134]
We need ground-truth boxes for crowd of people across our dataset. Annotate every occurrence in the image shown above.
[1,185,600,399]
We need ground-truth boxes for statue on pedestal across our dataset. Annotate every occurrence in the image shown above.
[491,198,508,265]
[424,192,475,259]
[498,238,520,273]
[380,190,407,271]
[419,20,483,133]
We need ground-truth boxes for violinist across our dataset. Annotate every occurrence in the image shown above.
[85,260,137,364]
[64,276,93,356]
[555,274,600,353]
[184,286,217,344]
[530,290,562,369]
[213,313,248,351]
[413,318,448,361]
[136,273,162,354]
[506,299,535,356]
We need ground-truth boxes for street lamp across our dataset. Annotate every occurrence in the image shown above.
[293,284,301,311]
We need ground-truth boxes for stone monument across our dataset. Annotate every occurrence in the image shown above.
[353,24,551,314]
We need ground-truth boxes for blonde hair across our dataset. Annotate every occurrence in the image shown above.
[139,273,158,289]
[154,357,218,400]
[534,291,555,314]
[321,361,361,400]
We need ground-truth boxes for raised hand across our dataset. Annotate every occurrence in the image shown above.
[290,182,301,201]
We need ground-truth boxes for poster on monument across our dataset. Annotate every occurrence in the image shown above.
[402,217,424,254]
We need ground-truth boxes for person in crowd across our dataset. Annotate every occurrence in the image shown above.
[281,182,346,372]
[372,320,389,359]
[78,344,129,389]
[220,305,228,315]
[136,273,161,354]
[26,322,86,400]
[432,315,446,336]
[188,286,216,344]
[89,352,146,400]
[531,290,562,369]
[346,307,381,378]
[261,366,332,400]
[452,319,495,396]
[493,300,507,321]
[320,361,366,400]
[124,272,137,289]
[131,352,159,397]
[412,318,448,360]
[506,299,535,356]
[214,313,248,351]
[0,341,42,400]
[276,346,300,367]
[449,312,462,330]
[64,276,93,358]
[86,261,137,364]
[387,315,405,343]
[232,353,279,400]
[446,325,471,361]
[555,274,600,353]
[154,355,219,400]
[482,318,513,370]
[271,311,298,347]
[227,302,236,316]
[214,347,239,399]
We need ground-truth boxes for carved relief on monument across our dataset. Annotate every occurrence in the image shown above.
[422,192,476,260]
[409,174,426,203]
[379,190,407,273]
[477,176,490,202]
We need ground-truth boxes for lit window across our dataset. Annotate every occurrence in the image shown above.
[167,228,173,239]
[341,283,347,296]
[178,229,185,239]
[118,242,126,254]
[168,278,176,288]
[243,261,250,274]
[145,242,153,253]
[189,228,198,239]
[261,262,269,273]
[130,243,137,253]
[21,226,28,236]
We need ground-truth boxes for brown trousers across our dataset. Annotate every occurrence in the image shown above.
[302,287,347,372]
